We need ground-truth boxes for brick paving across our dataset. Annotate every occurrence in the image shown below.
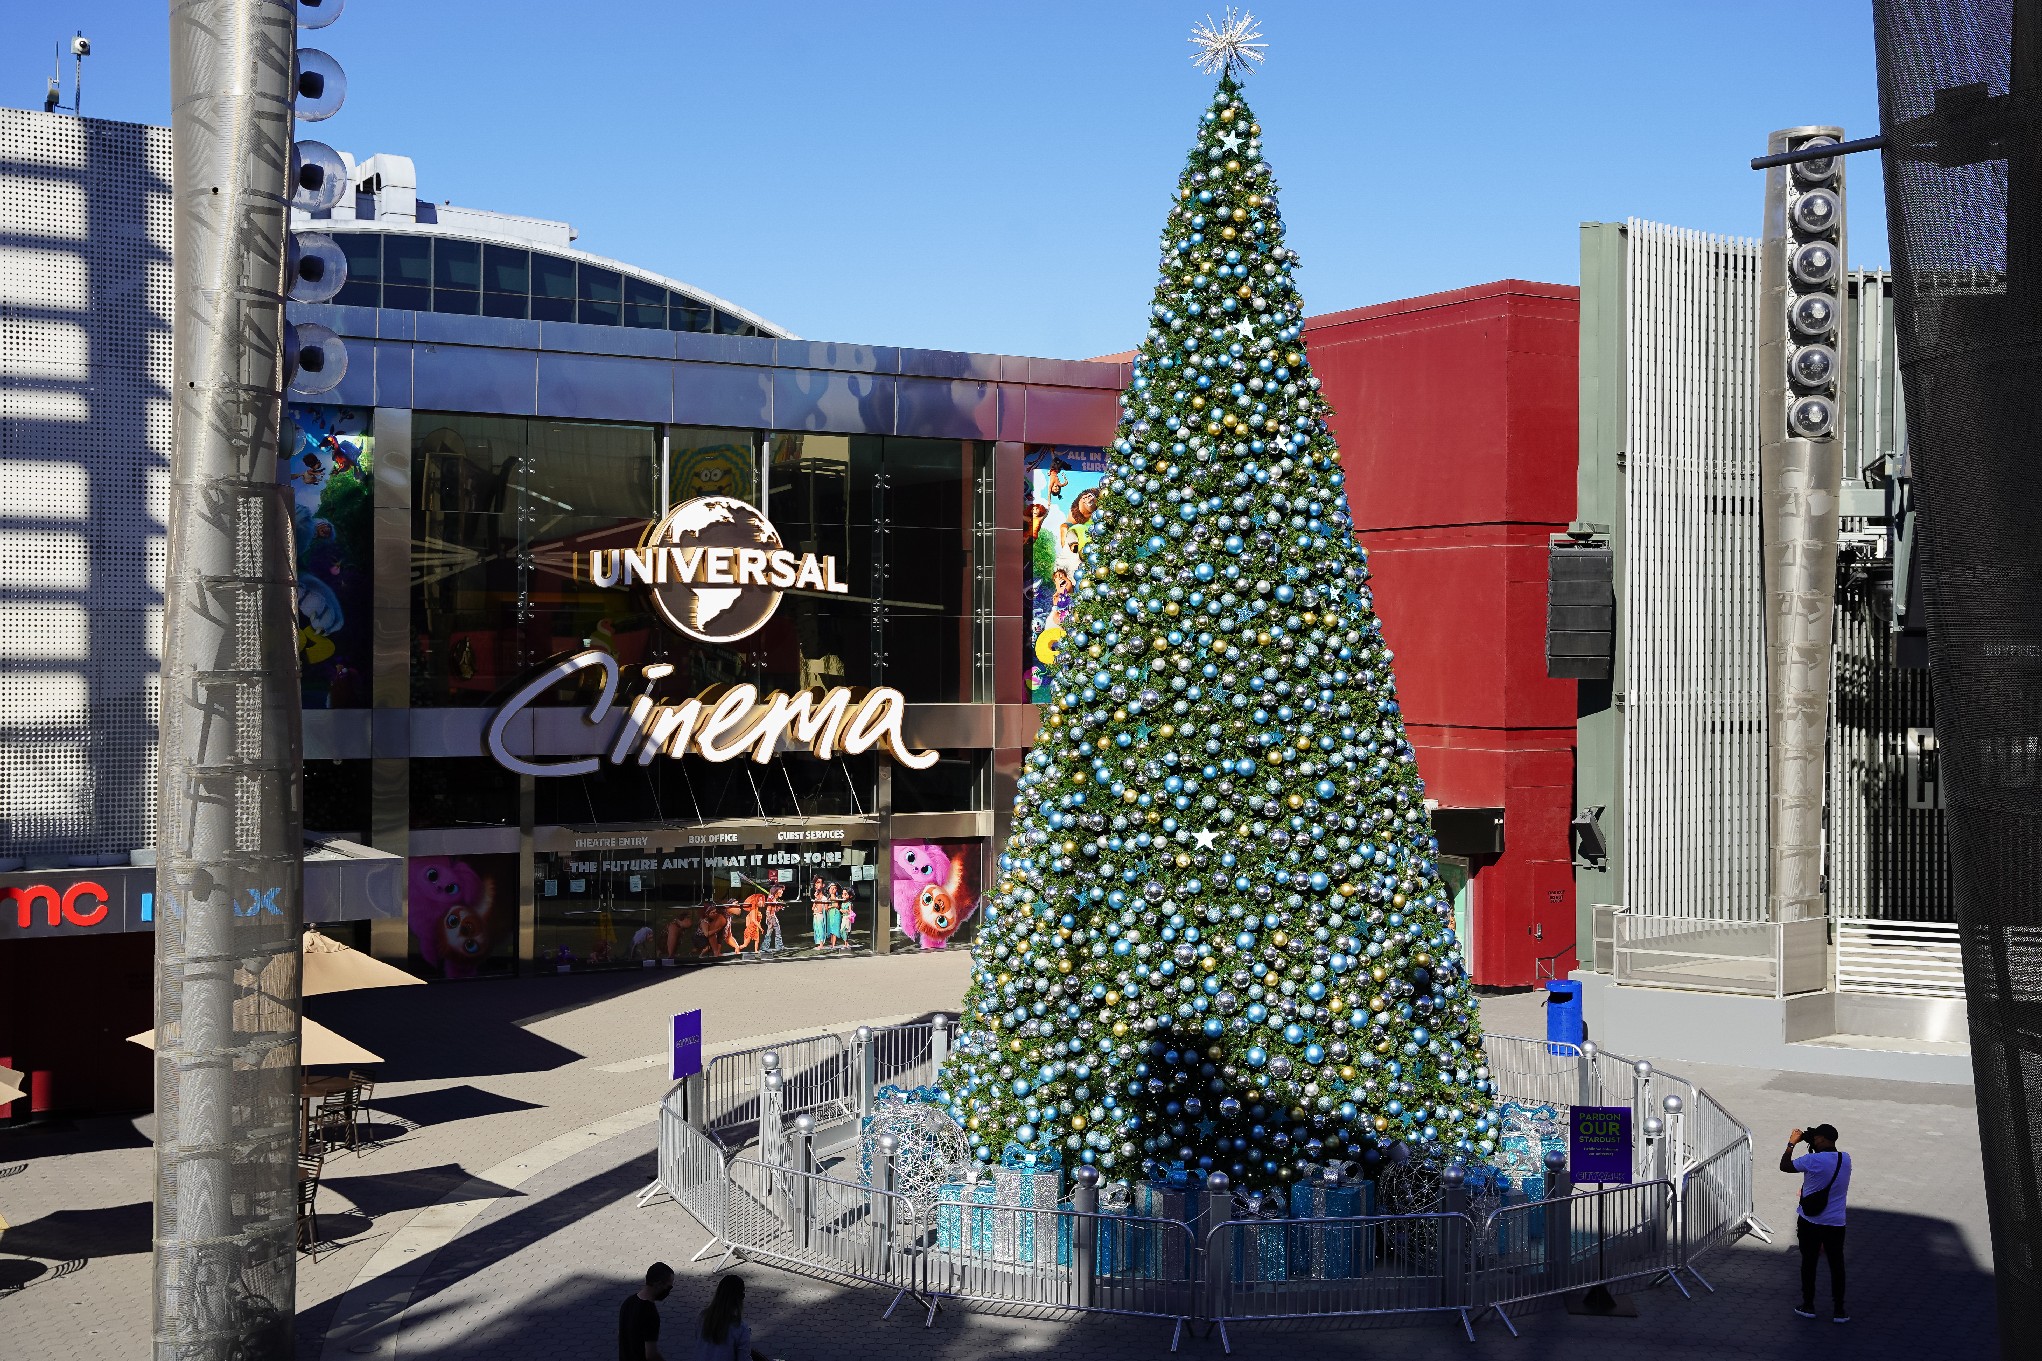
[0,961,1999,1359]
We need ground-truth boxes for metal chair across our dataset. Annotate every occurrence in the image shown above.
[309,1086,356,1155]
[346,1069,380,1152]
[296,1151,325,1257]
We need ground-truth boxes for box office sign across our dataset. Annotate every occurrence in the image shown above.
[488,494,937,777]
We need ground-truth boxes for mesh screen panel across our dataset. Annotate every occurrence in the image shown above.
[1874,0,2042,1344]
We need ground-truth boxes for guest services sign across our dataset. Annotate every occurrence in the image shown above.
[485,495,938,778]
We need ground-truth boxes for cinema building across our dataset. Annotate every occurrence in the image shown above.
[0,108,1129,1111]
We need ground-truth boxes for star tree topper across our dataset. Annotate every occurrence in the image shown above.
[1189,8,1267,78]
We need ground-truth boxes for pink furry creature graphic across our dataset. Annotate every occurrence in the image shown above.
[892,842,975,950]
[408,856,506,979]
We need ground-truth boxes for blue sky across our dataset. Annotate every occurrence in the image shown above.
[6,2,1887,359]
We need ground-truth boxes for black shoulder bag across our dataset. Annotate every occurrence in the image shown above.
[1800,1152,1845,1218]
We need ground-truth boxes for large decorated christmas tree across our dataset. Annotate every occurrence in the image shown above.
[938,13,1498,1191]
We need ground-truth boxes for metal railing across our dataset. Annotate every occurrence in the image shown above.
[701,1030,850,1142]
[645,1024,1758,1347]
[1203,1211,1479,1351]
[1612,910,1829,997]
[1472,1181,1677,1325]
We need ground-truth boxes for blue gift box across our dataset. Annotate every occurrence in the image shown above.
[1228,1193,1290,1283]
[1287,1178,1364,1278]
[935,1178,998,1254]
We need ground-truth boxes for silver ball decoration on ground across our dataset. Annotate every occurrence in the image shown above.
[858,1091,972,1223]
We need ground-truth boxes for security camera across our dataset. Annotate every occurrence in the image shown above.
[70,36,91,57]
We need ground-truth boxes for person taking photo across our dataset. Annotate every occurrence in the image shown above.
[1781,1123,1850,1322]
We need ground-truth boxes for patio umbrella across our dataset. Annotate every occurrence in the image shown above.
[301,929,424,997]
[0,1064,23,1106]
[127,1017,383,1067]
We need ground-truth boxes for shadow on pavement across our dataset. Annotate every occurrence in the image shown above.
[370,1084,544,1131]
[322,1163,523,1220]
[0,1200,151,1259]
[0,1116,149,1160]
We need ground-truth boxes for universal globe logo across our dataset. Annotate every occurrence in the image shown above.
[584,495,848,644]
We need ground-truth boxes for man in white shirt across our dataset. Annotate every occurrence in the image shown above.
[1781,1123,1850,1322]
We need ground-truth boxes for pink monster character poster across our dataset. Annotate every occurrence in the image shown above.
[408,854,516,979]
[891,841,981,951]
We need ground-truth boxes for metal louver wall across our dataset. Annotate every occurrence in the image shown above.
[0,108,171,861]
[1596,222,1950,938]
[1873,1,2042,1345]
[1620,220,1769,923]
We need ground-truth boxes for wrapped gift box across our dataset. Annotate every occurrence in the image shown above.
[991,1164,1063,1266]
[1228,1192,1289,1283]
[935,1177,998,1255]
[1287,1178,1364,1278]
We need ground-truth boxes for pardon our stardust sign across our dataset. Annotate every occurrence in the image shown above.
[1568,1104,1634,1184]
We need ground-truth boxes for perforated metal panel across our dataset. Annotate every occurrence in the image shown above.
[0,109,171,859]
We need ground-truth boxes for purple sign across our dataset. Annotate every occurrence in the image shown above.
[1569,1104,1633,1184]
[671,1009,703,1081]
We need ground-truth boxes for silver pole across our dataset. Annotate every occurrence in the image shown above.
[1758,124,1849,924]
[155,3,304,1358]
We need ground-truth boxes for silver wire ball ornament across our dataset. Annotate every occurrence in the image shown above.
[1189,8,1267,77]
[859,1093,972,1223]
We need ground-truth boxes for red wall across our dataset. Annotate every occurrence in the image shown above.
[1305,281,1580,987]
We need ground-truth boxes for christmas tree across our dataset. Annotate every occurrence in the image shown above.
[938,12,1498,1191]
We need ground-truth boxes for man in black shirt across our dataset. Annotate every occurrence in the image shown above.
[619,1262,674,1361]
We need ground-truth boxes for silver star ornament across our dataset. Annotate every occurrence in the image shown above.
[1190,9,1267,78]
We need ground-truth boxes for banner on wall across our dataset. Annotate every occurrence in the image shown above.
[890,839,984,951]
[1024,445,1110,702]
[284,406,375,708]
[408,853,520,979]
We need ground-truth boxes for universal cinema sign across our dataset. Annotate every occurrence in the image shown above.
[485,495,938,777]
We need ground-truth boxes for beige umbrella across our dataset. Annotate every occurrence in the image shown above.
[128,1017,383,1067]
[0,1064,23,1106]
[301,929,424,997]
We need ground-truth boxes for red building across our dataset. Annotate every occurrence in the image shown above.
[1304,281,1581,988]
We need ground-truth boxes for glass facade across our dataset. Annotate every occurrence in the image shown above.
[410,416,992,707]
[328,231,764,334]
[391,413,1019,977]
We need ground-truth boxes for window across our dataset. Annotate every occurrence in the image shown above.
[432,238,480,314]
[625,276,666,330]
[532,252,575,323]
[577,265,622,327]
[334,232,379,308]
[383,235,430,312]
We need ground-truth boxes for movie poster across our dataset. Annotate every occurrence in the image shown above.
[407,853,519,980]
[283,406,374,708]
[1024,445,1110,702]
[890,839,984,951]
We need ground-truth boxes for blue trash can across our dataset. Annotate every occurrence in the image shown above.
[1545,980,1584,1054]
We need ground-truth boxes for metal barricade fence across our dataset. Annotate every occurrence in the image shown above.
[924,1196,1199,1345]
[1202,1212,1480,1352]
[1472,1181,1678,1317]
[1680,1135,1754,1267]
[653,1023,1755,1341]
[723,1155,929,1298]
[701,1031,850,1142]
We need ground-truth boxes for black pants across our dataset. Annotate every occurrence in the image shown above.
[1798,1219,1846,1312]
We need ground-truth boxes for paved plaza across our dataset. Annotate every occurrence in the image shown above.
[0,955,1998,1359]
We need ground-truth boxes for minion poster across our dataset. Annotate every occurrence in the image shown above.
[283,405,374,708]
[1024,445,1109,702]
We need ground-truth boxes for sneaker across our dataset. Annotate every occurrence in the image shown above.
[1794,1307,1817,1319]
[1833,1315,1850,1324]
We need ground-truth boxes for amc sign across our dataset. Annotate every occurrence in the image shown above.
[0,868,152,939]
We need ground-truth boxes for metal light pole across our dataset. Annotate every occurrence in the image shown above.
[1758,125,1849,924]
[154,1,305,1355]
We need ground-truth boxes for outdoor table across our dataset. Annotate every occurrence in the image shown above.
[299,1073,363,1150]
